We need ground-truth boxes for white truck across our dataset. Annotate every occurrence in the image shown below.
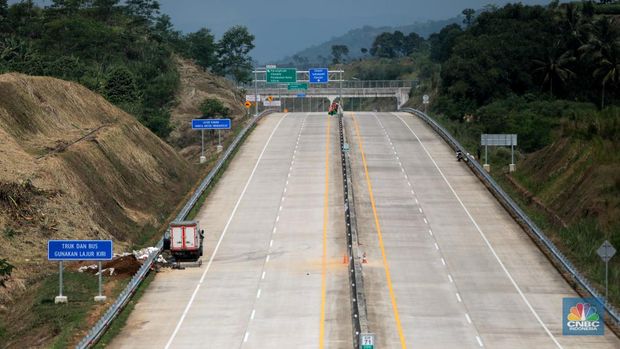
[163,220,204,264]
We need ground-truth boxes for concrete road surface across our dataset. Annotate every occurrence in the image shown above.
[110,113,352,349]
[345,112,620,349]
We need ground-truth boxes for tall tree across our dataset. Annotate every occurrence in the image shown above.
[532,43,575,96]
[0,0,8,34]
[125,0,159,24]
[186,28,216,70]
[331,44,349,64]
[215,25,255,83]
[370,32,396,58]
[462,8,476,27]
[91,0,120,22]
[580,17,620,108]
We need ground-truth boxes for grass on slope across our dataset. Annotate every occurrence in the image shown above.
[429,110,620,308]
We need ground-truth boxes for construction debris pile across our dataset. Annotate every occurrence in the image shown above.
[77,247,166,277]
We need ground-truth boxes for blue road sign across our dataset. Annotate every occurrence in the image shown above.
[309,68,329,83]
[297,93,306,98]
[191,119,232,130]
[48,240,113,261]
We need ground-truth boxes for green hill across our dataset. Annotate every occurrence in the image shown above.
[275,17,461,67]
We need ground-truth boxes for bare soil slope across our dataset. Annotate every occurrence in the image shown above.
[169,58,246,159]
[0,73,197,304]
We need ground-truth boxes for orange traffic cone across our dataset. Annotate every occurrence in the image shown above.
[342,254,348,264]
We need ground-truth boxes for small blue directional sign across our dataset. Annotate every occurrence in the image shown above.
[48,240,113,261]
[297,93,306,98]
[191,119,231,130]
[309,68,329,83]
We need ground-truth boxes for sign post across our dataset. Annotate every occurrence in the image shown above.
[422,94,430,113]
[597,240,616,299]
[48,240,113,303]
[192,119,232,156]
[481,134,518,173]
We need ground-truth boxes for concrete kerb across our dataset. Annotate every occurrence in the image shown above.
[398,108,620,333]
[75,110,279,349]
[339,111,369,348]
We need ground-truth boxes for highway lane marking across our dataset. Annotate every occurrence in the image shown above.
[476,336,484,347]
[238,114,307,347]
[376,113,487,348]
[351,114,408,349]
[164,113,289,349]
[465,313,472,324]
[392,113,562,348]
[244,332,250,342]
[318,115,331,349]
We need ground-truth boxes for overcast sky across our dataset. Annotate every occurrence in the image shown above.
[12,0,554,62]
[161,0,553,62]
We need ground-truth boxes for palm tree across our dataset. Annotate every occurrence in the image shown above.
[579,17,620,108]
[533,42,576,96]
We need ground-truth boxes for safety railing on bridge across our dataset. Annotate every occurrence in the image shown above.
[76,109,279,349]
[240,80,417,90]
[398,107,620,329]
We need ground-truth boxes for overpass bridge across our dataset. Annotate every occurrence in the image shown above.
[242,76,416,112]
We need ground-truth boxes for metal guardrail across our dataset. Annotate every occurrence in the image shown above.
[338,111,368,348]
[76,109,278,349]
[399,107,620,328]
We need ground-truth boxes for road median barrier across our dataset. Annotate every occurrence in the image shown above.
[338,111,369,348]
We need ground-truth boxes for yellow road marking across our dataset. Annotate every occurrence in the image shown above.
[319,116,330,349]
[351,113,408,349]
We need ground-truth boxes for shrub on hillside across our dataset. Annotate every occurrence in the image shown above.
[199,98,231,118]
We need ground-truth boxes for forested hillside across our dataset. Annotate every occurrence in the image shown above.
[0,0,255,137]
[427,1,620,306]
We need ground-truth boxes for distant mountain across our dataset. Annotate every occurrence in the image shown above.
[274,17,462,66]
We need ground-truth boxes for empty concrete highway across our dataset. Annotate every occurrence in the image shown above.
[110,111,620,349]
[345,112,620,349]
[110,113,352,348]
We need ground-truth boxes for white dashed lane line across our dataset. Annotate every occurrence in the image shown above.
[241,114,308,346]
[371,112,486,348]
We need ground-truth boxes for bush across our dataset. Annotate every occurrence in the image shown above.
[0,258,14,286]
[199,97,230,118]
[104,66,141,104]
